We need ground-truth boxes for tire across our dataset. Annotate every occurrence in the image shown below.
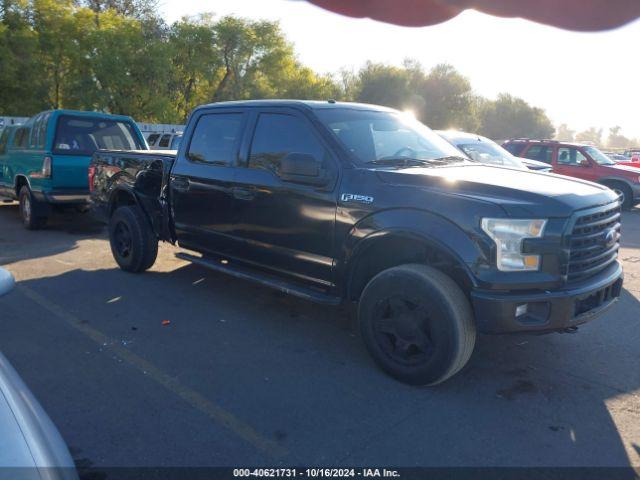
[19,186,48,230]
[358,264,476,386]
[605,182,633,211]
[109,205,158,273]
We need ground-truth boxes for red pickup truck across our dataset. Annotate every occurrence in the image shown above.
[503,139,640,210]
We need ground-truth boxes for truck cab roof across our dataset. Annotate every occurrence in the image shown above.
[196,99,396,112]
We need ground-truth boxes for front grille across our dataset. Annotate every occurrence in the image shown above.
[567,203,621,282]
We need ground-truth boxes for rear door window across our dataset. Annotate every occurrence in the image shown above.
[13,127,30,149]
[54,115,143,156]
[503,143,526,156]
[29,114,43,149]
[30,112,50,149]
[36,112,51,149]
[0,129,10,154]
[523,145,552,164]
[187,113,244,165]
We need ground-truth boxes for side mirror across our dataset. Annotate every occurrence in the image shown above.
[580,159,590,167]
[279,152,326,185]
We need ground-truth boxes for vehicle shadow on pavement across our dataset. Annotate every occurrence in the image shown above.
[2,263,639,470]
[0,204,105,265]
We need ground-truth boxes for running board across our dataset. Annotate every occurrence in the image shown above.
[175,252,341,305]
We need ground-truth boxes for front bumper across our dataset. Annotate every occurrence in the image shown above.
[471,262,623,334]
[33,190,90,205]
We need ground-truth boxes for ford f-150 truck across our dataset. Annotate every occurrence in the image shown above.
[89,100,624,385]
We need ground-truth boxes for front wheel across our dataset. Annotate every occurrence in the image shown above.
[606,182,633,211]
[109,206,158,273]
[358,264,476,386]
[19,186,48,230]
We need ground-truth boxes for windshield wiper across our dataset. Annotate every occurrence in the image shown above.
[364,155,469,167]
[364,157,426,167]
[430,155,474,164]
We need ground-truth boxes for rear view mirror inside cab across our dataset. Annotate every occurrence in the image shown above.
[371,120,400,132]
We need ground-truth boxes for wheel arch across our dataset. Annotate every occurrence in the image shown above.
[14,175,31,196]
[107,186,168,240]
[108,186,141,218]
[342,209,483,301]
[598,176,635,189]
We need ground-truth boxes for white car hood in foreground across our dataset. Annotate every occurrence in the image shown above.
[0,268,14,297]
[0,351,77,479]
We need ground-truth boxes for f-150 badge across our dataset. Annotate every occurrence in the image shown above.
[341,193,374,204]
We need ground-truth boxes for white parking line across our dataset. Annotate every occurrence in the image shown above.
[19,285,287,459]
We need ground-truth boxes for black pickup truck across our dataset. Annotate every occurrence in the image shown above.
[90,100,624,385]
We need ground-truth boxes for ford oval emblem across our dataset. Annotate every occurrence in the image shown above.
[602,228,617,248]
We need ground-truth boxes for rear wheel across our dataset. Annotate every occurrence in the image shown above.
[109,205,158,272]
[358,264,476,386]
[19,186,48,230]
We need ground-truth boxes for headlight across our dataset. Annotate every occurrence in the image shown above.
[481,218,547,271]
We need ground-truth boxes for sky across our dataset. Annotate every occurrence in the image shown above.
[160,0,640,139]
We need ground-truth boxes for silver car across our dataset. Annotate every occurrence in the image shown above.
[436,130,551,172]
[0,268,78,480]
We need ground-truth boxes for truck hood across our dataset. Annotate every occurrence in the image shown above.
[603,163,640,174]
[375,164,618,217]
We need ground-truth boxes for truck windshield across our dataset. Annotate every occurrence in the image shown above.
[54,115,143,156]
[316,109,464,166]
[584,146,615,165]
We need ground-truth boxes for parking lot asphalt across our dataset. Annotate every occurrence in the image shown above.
[0,202,639,471]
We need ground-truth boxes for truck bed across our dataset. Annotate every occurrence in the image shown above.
[90,149,176,240]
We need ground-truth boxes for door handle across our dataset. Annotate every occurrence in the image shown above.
[232,187,255,201]
[172,177,190,192]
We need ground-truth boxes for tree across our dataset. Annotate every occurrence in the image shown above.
[478,93,554,140]
[76,7,171,119]
[77,0,159,19]
[0,0,49,115]
[354,61,411,110]
[607,126,633,149]
[415,63,477,131]
[575,127,603,146]
[168,14,218,121]
[555,123,575,142]
[32,0,90,109]
[0,5,560,134]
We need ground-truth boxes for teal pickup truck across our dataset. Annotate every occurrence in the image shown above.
[0,110,146,229]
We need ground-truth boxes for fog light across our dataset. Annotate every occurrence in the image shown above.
[515,304,528,317]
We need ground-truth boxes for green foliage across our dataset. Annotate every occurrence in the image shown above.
[0,2,556,140]
[355,62,411,109]
[350,60,547,137]
[606,126,636,149]
[555,123,575,142]
[415,63,478,131]
[575,127,603,146]
[477,93,555,140]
